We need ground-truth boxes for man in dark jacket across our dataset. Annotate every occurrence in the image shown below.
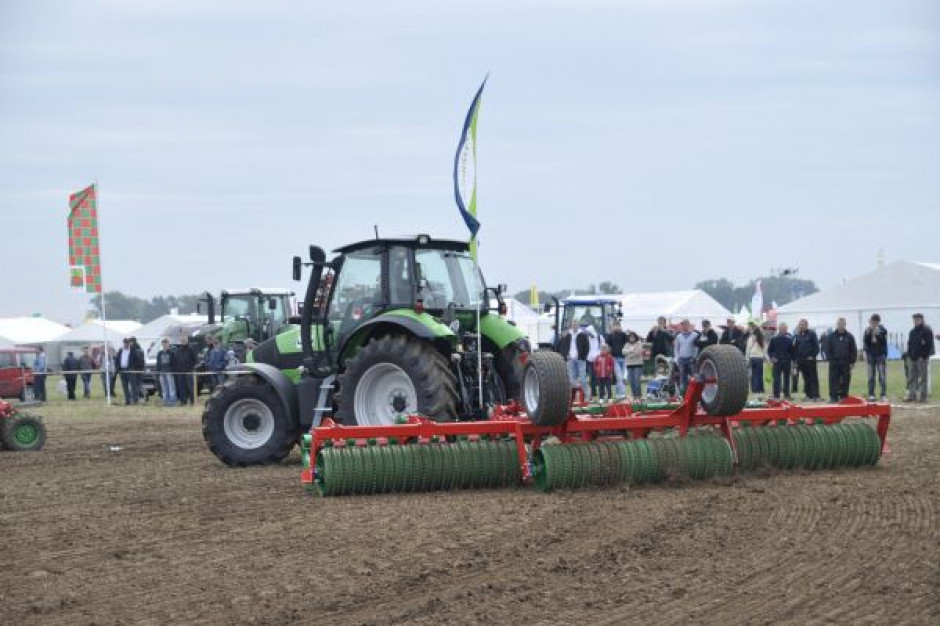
[905,313,935,403]
[174,336,197,406]
[155,338,178,406]
[647,316,674,360]
[719,317,746,354]
[793,319,821,401]
[825,318,857,403]
[62,351,79,400]
[558,321,590,401]
[862,313,888,401]
[767,322,795,400]
[694,319,719,354]
[129,337,145,404]
[605,322,629,399]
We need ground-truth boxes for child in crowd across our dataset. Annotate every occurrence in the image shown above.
[593,344,616,402]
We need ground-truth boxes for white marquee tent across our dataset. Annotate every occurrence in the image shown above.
[43,319,142,367]
[135,313,208,359]
[0,317,70,346]
[777,261,940,353]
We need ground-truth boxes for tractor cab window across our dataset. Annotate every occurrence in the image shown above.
[328,250,383,336]
[414,249,484,309]
[387,246,413,306]
[562,304,612,333]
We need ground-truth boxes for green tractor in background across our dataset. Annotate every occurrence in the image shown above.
[202,235,531,466]
[194,288,295,356]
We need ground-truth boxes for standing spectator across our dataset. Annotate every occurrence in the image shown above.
[129,337,145,403]
[862,314,888,401]
[719,317,746,353]
[33,346,48,402]
[646,317,674,360]
[557,321,590,401]
[116,338,134,405]
[605,322,628,399]
[768,322,795,400]
[175,336,197,406]
[79,346,94,398]
[62,351,79,401]
[99,346,116,399]
[583,321,605,400]
[745,323,766,399]
[904,313,935,403]
[693,319,718,361]
[623,331,644,399]
[793,319,821,401]
[155,338,178,406]
[818,330,829,361]
[593,345,616,402]
[206,336,228,390]
[825,318,857,403]
[673,319,699,395]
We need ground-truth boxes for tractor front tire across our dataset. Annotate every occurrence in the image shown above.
[3,413,46,451]
[336,335,458,426]
[522,351,570,427]
[696,345,749,416]
[202,378,297,466]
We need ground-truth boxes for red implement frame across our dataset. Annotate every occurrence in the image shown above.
[301,379,891,488]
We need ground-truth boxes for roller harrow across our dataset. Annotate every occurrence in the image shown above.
[300,347,890,497]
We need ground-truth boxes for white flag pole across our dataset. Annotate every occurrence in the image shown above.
[95,181,112,406]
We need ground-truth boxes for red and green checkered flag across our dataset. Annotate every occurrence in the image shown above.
[68,184,102,293]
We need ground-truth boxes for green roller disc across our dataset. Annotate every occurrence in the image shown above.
[842,423,863,467]
[807,425,827,470]
[828,424,848,468]
[631,439,654,484]
[732,429,752,470]
[532,447,550,492]
[714,437,734,476]
[613,441,633,484]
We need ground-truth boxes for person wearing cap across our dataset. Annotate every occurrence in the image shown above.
[905,313,935,403]
[719,317,746,354]
[862,313,888,401]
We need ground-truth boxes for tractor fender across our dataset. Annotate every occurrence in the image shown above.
[230,363,299,424]
[340,311,456,361]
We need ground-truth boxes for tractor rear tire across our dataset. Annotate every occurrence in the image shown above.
[336,335,458,426]
[3,413,46,451]
[202,378,297,466]
[522,351,570,427]
[696,345,749,417]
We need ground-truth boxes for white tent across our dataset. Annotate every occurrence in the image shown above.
[616,290,732,335]
[777,261,940,353]
[488,298,542,344]
[0,317,70,345]
[0,335,14,348]
[135,314,208,359]
[43,319,142,367]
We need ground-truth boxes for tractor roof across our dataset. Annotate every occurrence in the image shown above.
[221,288,294,296]
[334,234,469,255]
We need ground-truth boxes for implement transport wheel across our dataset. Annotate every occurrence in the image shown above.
[523,351,570,427]
[336,335,458,426]
[202,378,296,466]
[2,414,46,451]
[696,345,749,416]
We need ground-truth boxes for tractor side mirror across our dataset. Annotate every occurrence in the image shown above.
[497,283,508,295]
[543,302,552,313]
[196,303,201,314]
[617,305,624,319]
[292,256,302,281]
[309,245,326,264]
[268,298,278,311]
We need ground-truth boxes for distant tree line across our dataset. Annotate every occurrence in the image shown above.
[89,291,206,323]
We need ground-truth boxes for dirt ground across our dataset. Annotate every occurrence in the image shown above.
[1,403,938,625]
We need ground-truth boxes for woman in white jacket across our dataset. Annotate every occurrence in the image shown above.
[623,331,645,399]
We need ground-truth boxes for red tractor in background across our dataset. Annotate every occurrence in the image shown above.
[0,399,46,451]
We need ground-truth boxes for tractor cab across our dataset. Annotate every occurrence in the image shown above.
[219,288,294,345]
[547,296,623,350]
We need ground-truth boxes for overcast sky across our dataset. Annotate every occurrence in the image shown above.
[1,0,938,324]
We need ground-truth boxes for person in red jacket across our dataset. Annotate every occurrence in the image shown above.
[592,344,616,402]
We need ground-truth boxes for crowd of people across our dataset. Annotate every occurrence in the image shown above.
[558,313,937,404]
[54,335,239,407]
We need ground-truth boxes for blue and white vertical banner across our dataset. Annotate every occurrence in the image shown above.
[453,77,487,254]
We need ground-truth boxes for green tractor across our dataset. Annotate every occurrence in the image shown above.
[194,288,295,354]
[202,235,531,466]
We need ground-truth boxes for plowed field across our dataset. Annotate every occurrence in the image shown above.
[2,403,938,624]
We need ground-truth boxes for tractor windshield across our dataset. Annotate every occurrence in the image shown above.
[562,304,617,334]
[415,249,485,309]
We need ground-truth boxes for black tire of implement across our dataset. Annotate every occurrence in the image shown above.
[202,378,297,466]
[696,345,749,416]
[2,413,47,451]
[492,341,527,402]
[335,335,459,425]
[523,350,570,427]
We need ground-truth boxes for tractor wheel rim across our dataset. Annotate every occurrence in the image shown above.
[699,359,718,404]
[354,363,416,426]
[222,399,275,449]
[14,422,39,445]
[523,367,540,414]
